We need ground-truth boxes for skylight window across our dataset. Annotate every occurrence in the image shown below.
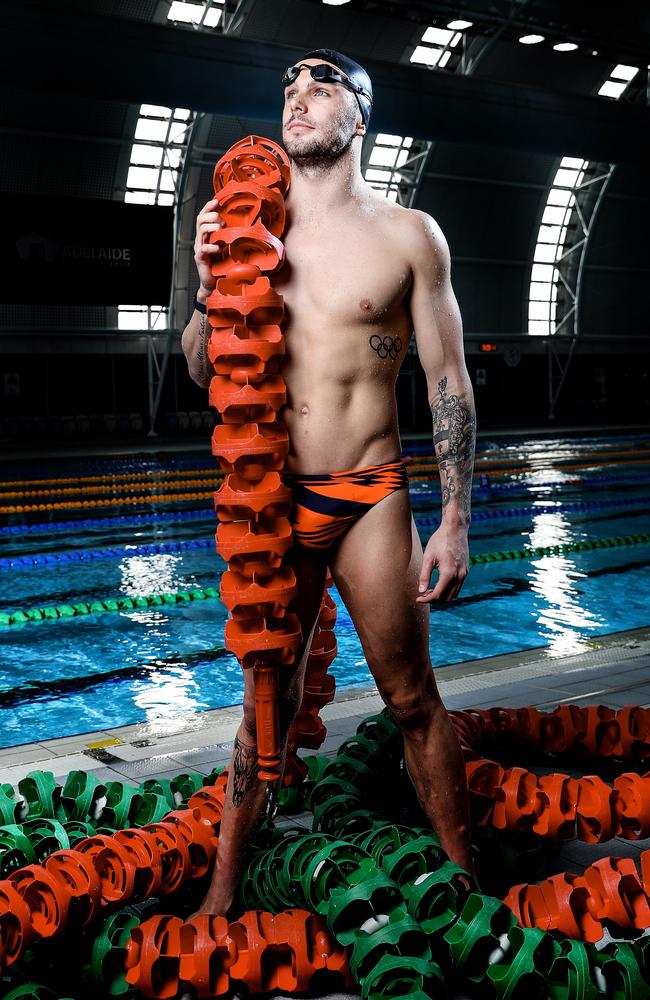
[120,2,224,329]
[363,133,414,203]
[422,26,456,46]
[528,156,586,335]
[168,1,223,27]
[611,64,638,81]
[598,63,638,98]
[126,106,193,205]
[411,23,462,69]
[599,80,627,99]
[118,306,167,331]
[528,60,636,337]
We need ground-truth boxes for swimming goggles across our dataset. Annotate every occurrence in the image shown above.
[281,62,372,106]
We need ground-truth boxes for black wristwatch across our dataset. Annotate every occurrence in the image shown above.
[194,294,207,315]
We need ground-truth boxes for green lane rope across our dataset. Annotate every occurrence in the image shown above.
[469,530,650,565]
[0,586,220,628]
[2,529,650,629]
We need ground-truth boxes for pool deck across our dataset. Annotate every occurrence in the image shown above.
[2,626,650,999]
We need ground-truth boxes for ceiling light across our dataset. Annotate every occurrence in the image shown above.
[447,19,472,29]
[322,0,351,4]
[553,42,578,52]
[519,34,545,44]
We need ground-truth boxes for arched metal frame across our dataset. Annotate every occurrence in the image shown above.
[536,68,644,419]
[545,161,616,419]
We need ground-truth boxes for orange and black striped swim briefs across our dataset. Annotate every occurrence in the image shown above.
[281,457,410,551]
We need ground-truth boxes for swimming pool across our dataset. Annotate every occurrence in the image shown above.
[1,431,649,747]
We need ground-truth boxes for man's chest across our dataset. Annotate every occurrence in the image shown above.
[275,223,412,328]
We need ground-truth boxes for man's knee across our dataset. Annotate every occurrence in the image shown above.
[241,700,258,744]
[382,673,444,733]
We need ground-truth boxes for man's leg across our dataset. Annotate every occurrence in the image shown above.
[329,487,475,876]
[192,542,329,917]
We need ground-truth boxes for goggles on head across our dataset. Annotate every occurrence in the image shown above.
[281,62,372,107]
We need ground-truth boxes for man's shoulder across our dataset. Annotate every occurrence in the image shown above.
[390,206,450,272]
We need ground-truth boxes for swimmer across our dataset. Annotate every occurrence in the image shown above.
[181,48,477,918]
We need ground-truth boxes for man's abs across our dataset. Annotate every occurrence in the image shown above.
[279,379,403,474]
[274,197,414,474]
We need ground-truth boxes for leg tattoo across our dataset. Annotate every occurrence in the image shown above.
[231,735,260,807]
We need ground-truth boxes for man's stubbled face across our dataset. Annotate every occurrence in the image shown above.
[282,60,361,167]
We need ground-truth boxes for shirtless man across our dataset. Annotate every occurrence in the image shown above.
[181,48,477,918]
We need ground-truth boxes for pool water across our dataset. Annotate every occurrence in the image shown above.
[1,431,649,747]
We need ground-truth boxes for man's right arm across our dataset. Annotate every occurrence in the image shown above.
[180,197,226,388]
[181,285,212,389]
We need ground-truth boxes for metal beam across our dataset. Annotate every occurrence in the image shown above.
[2,2,649,164]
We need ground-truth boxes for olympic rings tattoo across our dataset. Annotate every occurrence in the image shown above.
[369,334,402,360]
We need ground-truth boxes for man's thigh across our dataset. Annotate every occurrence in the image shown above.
[328,488,436,707]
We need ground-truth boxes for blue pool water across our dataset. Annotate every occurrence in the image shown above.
[1,431,649,747]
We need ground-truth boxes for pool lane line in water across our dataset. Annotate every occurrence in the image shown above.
[0,490,217,515]
[1,537,213,569]
[4,494,650,571]
[4,443,650,501]
[5,440,641,490]
[0,645,230,710]
[0,585,221,627]
[415,471,650,497]
[4,466,650,517]
[2,467,228,489]
[4,447,650,500]
[1,508,212,538]
[1,475,225,501]
[14,440,637,490]
[2,530,649,628]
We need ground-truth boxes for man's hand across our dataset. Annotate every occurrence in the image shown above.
[416,523,469,603]
[194,197,226,299]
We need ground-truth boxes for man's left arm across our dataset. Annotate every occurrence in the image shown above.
[405,210,476,603]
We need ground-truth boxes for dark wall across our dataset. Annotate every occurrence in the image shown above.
[415,145,650,343]
[2,348,648,443]
[397,351,650,432]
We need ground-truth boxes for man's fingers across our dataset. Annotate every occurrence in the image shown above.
[418,554,438,594]
[195,243,226,257]
[419,572,457,603]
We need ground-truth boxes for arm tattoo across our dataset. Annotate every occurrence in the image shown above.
[430,375,476,521]
[195,313,212,384]
[231,734,260,807]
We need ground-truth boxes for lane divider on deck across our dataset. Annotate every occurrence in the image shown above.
[3,495,650,572]
[2,531,649,628]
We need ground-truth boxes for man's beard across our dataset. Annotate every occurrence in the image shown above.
[287,109,358,168]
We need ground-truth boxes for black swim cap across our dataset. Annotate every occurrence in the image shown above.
[299,48,373,129]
